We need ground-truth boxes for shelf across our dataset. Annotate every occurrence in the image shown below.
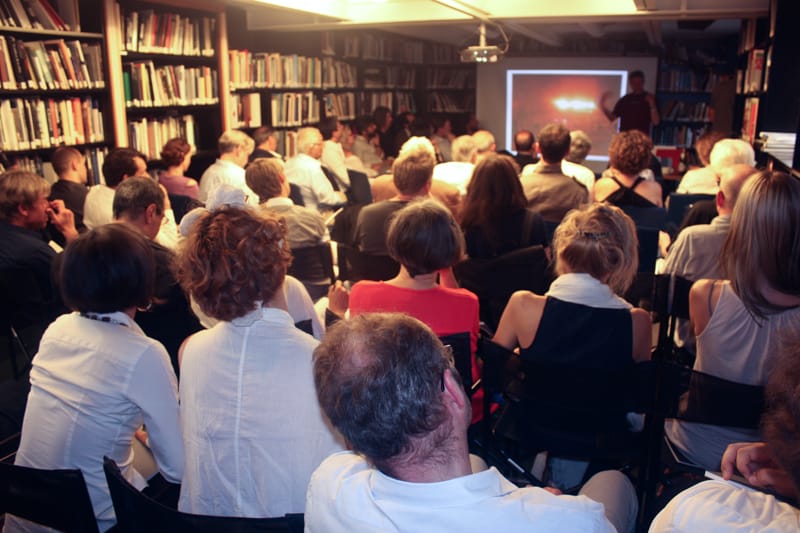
[0,26,103,39]
[2,141,108,155]
[657,91,711,96]
[229,86,329,93]
[125,102,219,113]
[121,51,216,63]
[659,119,711,124]
[2,87,107,96]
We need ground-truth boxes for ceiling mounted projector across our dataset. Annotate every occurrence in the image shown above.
[460,22,507,63]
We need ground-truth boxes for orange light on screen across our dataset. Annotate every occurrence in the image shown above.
[553,98,597,112]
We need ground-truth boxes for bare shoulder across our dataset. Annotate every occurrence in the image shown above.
[592,177,616,201]
[641,180,664,206]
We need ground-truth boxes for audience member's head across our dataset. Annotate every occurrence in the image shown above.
[296,127,324,159]
[252,126,277,151]
[373,106,393,131]
[566,130,592,164]
[716,164,756,215]
[60,224,154,314]
[112,176,165,240]
[608,130,653,177]
[313,313,461,476]
[472,130,496,156]
[355,116,377,137]
[160,138,192,170]
[450,135,477,163]
[554,203,638,295]
[709,139,756,174]
[513,130,535,153]
[409,117,432,139]
[102,148,147,188]
[218,130,255,168]
[0,170,50,228]
[175,207,290,322]
[694,132,727,167]
[245,158,287,203]
[391,137,436,196]
[721,170,800,319]
[537,124,571,164]
[51,147,88,184]
[319,117,343,142]
[431,116,452,137]
[461,154,525,230]
[387,199,464,277]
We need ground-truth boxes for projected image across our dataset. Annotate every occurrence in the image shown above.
[506,70,627,161]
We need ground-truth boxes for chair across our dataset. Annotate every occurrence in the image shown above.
[651,273,694,361]
[345,169,373,206]
[103,457,304,533]
[341,245,400,282]
[287,244,335,301]
[0,268,50,378]
[454,245,551,332]
[666,193,715,236]
[288,184,305,207]
[438,332,478,397]
[619,205,667,232]
[0,462,99,533]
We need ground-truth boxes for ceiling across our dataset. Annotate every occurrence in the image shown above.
[231,0,768,49]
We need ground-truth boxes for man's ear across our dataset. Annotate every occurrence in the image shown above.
[144,203,158,223]
[16,203,30,218]
[442,368,467,411]
[716,189,725,211]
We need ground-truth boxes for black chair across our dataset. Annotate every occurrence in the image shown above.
[619,205,667,232]
[168,193,204,224]
[287,244,335,301]
[345,169,373,206]
[454,245,552,332]
[0,268,51,378]
[0,462,99,533]
[666,193,715,236]
[103,457,304,533]
[652,273,694,361]
[341,246,400,282]
[438,332,478,398]
[288,184,305,207]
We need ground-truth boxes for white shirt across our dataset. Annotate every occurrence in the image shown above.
[561,160,596,196]
[321,140,350,188]
[649,480,800,532]
[284,153,344,211]
[676,166,718,195]
[305,452,616,533]
[351,135,382,170]
[10,312,182,532]
[178,306,343,517]
[432,161,475,196]
[198,158,258,205]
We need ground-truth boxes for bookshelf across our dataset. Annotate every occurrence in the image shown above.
[653,64,715,147]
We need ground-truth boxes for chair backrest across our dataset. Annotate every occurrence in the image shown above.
[288,244,335,285]
[667,193,715,233]
[0,462,99,533]
[103,457,304,533]
[438,332,474,396]
[652,274,694,358]
[636,226,659,273]
[345,247,400,282]
[619,205,667,231]
[288,183,305,207]
[346,169,373,206]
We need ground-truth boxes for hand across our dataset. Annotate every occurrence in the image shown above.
[47,200,78,241]
[645,93,656,107]
[721,442,796,498]
[542,486,563,495]
[327,281,349,318]
[599,91,613,105]
[134,427,149,447]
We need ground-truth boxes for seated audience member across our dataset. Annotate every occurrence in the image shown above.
[174,206,343,517]
[245,157,328,249]
[675,132,727,195]
[49,146,89,233]
[249,126,282,162]
[198,129,256,204]
[472,129,496,162]
[349,199,482,420]
[661,164,755,353]
[319,116,350,189]
[594,130,663,207]
[513,129,539,169]
[284,127,347,211]
[374,106,395,159]
[355,137,435,255]
[431,116,454,162]
[113,177,202,375]
[6,224,183,532]
[432,134,477,196]
[392,112,415,157]
[307,313,637,532]
[461,154,548,259]
[0,170,77,310]
[340,124,373,177]
[351,116,384,175]
[521,123,589,223]
[651,334,800,531]
[158,138,199,199]
[665,170,800,471]
[563,130,596,194]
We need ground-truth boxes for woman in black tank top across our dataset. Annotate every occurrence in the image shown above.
[594,130,663,208]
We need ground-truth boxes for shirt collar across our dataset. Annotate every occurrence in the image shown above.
[229,305,295,327]
[265,197,294,208]
[370,466,519,505]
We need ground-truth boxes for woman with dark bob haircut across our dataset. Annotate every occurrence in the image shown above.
[174,206,342,518]
[158,137,198,199]
[594,130,663,207]
[7,224,183,532]
[349,198,483,422]
[460,153,548,259]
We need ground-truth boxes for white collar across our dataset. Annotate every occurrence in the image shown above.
[547,273,631,309]
[265,197,294,208]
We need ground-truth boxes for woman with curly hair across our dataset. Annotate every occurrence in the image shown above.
[158,137,199,199]
[174,206,342,517]
[593,130,663,207]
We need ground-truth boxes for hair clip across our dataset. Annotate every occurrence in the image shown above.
[579,231,609,241]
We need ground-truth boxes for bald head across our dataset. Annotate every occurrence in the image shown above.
[718,164,756,215]
[472,130,496,157]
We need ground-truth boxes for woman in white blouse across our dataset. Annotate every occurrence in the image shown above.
[174,206,343,518]
[8,224,183,532]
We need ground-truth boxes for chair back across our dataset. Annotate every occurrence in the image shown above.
[666,193,715,234]
[438,332,473,396]
[619,205,667,231]
[0,462,99,533]
[288,245,335,285]
[103,457,304,533]
[288,184,305,207]
[344,247,400,282]
[346,169,373,206]
[652,274,694,358]
[636,226,659,274]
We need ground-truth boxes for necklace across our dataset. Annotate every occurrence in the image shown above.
[80,312,129,327]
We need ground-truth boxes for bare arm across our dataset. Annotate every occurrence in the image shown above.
[599,91,617,122]
[689,279,723,337]
[646,93,660,126]
[492,291,546,350]
[630,307,652,362]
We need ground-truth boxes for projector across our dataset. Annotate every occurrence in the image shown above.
[460,45,504,63]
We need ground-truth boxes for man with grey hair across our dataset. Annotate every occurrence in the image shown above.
[432,135,477,196]
[306,313,637,532]
[199,130,257,204]
[284,127,347,211]
[472,129,496,162]
[562,130,596,195]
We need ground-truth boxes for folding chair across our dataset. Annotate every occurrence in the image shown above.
[288,244,336,301]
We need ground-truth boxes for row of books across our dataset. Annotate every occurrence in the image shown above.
[128,114,198,161]
[427,92,473,113]
[123,61,218,108]
[0,36,104,90]
[321,57,356,89]
[2,147,107,185]
[229,49,324,90]
[0,95,104,151]
[661,100,710,122]
[229,92,262,129]
[116,3,215,57]
[426,68,475,89]
[358,91,418,114]
[270,92,320,127]
[362,66,416,89]
[274,129,297,159]
[741,48,765,94]
[651,124,708,148]
[657,68,718,93]
[741,97,759,145]
[0,0,78,32]
[339,35,458,64]
[323,92,355,121]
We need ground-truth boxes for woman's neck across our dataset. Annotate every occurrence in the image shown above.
[166,165,184,176]
[611,169,637,185]
[387,266,438,290]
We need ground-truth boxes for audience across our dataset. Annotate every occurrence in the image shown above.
[512,129,538,169]
[198,130,256,204]
[174,206,343,517]
[432,134,477,195]
[461,154,548,259]
[374,105,395,158]
[350,116,384,175]
[563,130,596,194]
[431,116,454,162]
[472,129,496,162]
[158,138,199,199]
[521,123,589,223]
[594,130,663,207]
[49,146,89,234]
[665,170,800,471]
[319,116,349,189]
[249,126,282,162]
[393,112,415,157]
[675,132,727,195]
[284,127,347,211]
[307,313,636,532]
[7,224,183,532]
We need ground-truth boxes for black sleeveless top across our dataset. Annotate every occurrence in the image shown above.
[602,175,658,208]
